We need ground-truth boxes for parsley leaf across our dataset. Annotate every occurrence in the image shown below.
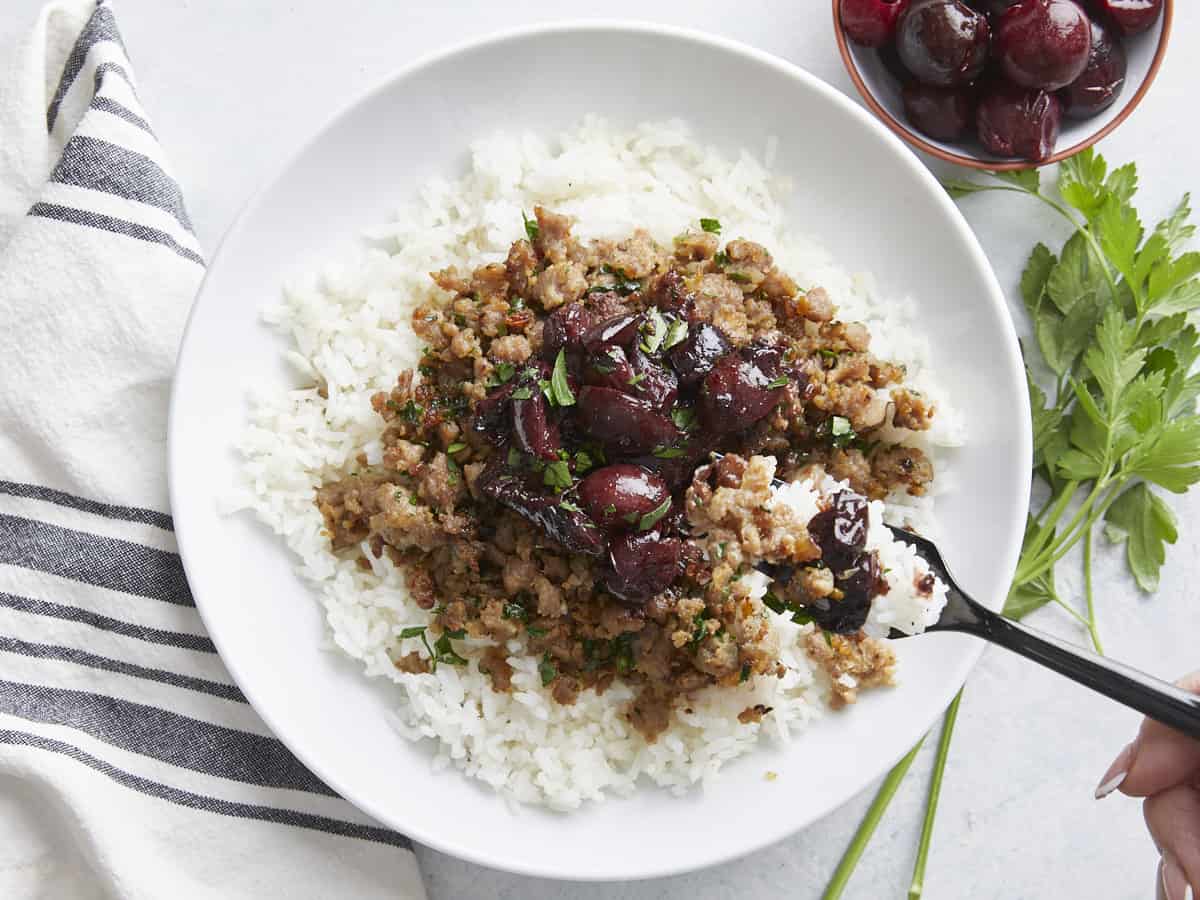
[640,308,668,353]
[638,497,672,531]
[652,445,687,459]
[522,210,539,242]
[550,349,576,406]
[539,653,558,685]
[700,218,721,234]
[543,459,573,492]
[1104,483,1178,592]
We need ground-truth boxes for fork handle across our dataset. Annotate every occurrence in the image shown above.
[941,598,1200,740]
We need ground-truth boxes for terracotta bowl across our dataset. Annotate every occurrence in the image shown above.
[833,0,1173,170]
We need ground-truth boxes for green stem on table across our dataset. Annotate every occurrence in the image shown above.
[1023,481,1080,565]
[908,691,964,900]
[1016,478,1127,586]
[1015,477,1107,583]
[822,737,927,900]
[1083,523,1105,655]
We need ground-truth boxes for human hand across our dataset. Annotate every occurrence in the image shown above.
[1096,672,1200,900]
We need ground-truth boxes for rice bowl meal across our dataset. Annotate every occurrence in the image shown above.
[233,117,964,810]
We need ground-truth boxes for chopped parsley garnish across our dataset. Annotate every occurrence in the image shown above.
[543,459,573,492]
[522,209,539,242]
[663,318,689,349]
[446,442,467,454]
[573,450,594,473]
[700,218,722,234]
[817,348,839,363]
[510,385,533,400]
[638,496,672,531]
[559,499,583,513]
[488,362,516,386]
[714,542,726,559]
[766,375,789,389]
[671,407,697,431]
[640,308,668,353]
[432,632,468,669]
[739,663,752,683]
[399,626,427,639]
[603,503,617,516]
[688,612,709,650]
[502,602,528,622]
[539,653,558,685]
[622,510,639,525]
[507,446,522,467]
[652,445,687,459]
[445,456,461,485]
[527,625,548,639]
[613,634,636,674]
[627,373,647,388]
[713,250,729,267]
[727,272,752,284]
[549,349,576,406]
[400,400,424,424]
[830,415,856,448]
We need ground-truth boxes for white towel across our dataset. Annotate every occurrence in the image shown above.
[0,3,426,897]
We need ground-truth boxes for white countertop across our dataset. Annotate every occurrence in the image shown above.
[7,2,1199,896]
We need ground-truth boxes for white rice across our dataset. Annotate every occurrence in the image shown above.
[231,117,960,810]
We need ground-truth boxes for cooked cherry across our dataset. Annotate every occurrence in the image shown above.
[807,491,871,572]
[646,270,698,320]
[841,0,911,47]
[966,0,1020,13]
[698,353,786,433]
[667,322,732,386]
[511,390,560,460]
[584,313,642,350]
[584,344,637,392]
[896,0,990,87]
[628,348,679,410]
[1060,16,1126,118]
[477,462,606,557]
[472,381,517,444]
[902,82,977,140]
[1089,0,1162,35]
[801,552,882,634]
[604,530,682,603]
[578,464,670,531]
[541,302,593,364]
[996,0,1092,91]
[575,386,680,454]
[976,82,1062,160]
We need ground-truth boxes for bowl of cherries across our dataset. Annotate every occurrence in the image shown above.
[833,0,1172,168]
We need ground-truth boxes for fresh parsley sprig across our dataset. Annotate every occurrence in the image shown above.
[826,151,1200,900]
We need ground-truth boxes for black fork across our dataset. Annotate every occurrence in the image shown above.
[885,523,1200,739]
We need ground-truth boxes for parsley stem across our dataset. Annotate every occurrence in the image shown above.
[908,690,963,900]
[1022,481,1080,568]
[822,737,926,900]
[1015,477,1126,586]
[1014,477,1107,583]
[1083,523,1105,655]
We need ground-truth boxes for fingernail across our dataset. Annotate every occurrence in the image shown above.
[1095,742,1134,799]
[1162,851,1191,900]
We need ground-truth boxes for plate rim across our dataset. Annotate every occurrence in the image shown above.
[168,18,1032,881]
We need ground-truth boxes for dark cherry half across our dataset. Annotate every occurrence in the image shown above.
[577,464,670,532]
[604,530,682,604]
[1089,0,1163,36]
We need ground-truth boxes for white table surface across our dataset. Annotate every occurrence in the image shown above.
[7,2,1199,897]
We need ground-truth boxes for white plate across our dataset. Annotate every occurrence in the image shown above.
[169,22,1030,882]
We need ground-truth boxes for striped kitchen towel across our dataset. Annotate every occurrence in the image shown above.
[0,2,425,897]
